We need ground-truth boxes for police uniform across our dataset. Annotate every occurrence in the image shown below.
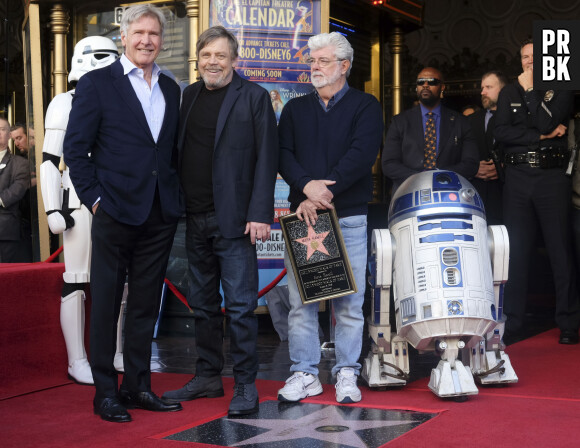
[494,82,579,339]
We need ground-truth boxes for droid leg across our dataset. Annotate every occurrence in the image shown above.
[60,288,93,385]
[466,225,517,385]
[428,338,478,397]
[466,321,518,385]
[362,229,410,388]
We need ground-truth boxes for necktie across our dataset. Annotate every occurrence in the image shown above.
[423,112,437,169]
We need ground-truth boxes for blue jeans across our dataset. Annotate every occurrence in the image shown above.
[185,211,259,384]
[285,214,367,376]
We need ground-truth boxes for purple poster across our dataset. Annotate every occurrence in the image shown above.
[210,0,320,120]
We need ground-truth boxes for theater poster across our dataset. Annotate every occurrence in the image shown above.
[208,0,324,306]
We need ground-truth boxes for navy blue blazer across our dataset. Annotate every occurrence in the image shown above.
[63,59,182,226]
[382,104,479,193]
[178,72,278,238]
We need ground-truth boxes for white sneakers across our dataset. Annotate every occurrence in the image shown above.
[335,367,362,403]
[278,368,362,403]
[277,372,323,402]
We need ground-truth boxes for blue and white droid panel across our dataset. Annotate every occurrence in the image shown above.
[388,171,496,349]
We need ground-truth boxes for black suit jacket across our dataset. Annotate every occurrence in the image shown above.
[178,72,278,238]
[64,59,182,226]
[0,152,29,241]
[382,105,479,194]
[468,109,503,224]
[469,109,496,160]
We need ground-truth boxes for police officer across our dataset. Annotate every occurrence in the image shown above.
[494,38,580,345]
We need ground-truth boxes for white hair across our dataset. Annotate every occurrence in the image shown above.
[308,32,354,77]
[120,4,166,41]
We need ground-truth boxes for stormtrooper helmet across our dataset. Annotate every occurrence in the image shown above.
[68,36,119,84]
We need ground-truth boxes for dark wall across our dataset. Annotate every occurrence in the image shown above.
[0,0,25,122]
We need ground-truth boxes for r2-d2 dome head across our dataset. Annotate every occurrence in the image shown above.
[68,36,119,84]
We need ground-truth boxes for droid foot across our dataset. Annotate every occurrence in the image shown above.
[428,360,478,398]
[475,351,518,385]
[362,352,408,388]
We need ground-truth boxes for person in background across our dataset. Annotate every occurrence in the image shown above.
[0,117,30,263]
[468,70,508,225]
[10,123,29,157]
[461,104,480,117]
[382,66,478,194]
[494,38,579,345]
[570,113,580,313]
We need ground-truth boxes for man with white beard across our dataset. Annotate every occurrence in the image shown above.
[277,32,384,404]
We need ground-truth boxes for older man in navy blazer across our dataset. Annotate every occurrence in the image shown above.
[162,26,278,417]
[383,67,478,194]
[64,5,183,423]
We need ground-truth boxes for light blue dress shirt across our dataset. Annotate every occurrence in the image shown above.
[120,54,165,142]
[315,81,350,112]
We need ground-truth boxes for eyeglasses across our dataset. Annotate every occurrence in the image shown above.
[416,78,442,86]
[306,57,345,68]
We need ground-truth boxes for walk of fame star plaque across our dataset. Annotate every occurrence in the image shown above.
[279,208,356,304]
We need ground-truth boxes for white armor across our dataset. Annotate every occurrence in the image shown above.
[39,36,120,384]
[362,170,518,398]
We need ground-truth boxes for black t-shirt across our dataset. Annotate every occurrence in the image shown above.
[181,83,229,214]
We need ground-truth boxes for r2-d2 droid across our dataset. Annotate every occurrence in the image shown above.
[362,170,517,398]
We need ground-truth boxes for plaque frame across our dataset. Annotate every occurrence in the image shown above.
[279,208,357,304]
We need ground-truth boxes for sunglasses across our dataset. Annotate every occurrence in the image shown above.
[416,78,442,86]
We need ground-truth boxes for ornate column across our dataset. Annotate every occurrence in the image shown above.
[186,0,200,83]
[50,4,69,96]
[388,25,404,117]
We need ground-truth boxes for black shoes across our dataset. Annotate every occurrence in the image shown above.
[93,397,132,423]
[94,391,181,422]
[162,376,224,403]
[161,377,259,417]
[119,390,183,412]
[228,383,259,417]
[559,329,579,345]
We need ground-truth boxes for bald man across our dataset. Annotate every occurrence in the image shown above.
[383,67,478,194]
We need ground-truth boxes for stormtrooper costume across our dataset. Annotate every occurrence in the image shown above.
[39,36,126,384]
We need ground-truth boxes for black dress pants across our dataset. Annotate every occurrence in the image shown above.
[503,164,580,334]
[89,195,177,402]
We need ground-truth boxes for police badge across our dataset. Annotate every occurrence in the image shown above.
[544,90,554,102]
